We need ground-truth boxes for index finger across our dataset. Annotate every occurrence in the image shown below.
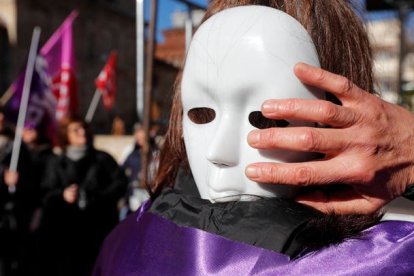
[294,63,363,101]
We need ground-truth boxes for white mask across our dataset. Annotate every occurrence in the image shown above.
[181,6,323,202]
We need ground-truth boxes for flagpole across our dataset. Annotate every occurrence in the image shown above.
[85,89,101,123]
[185,9,193,52]
[136,0,145,121]
[142,0,157,189]
[9,27,41,193]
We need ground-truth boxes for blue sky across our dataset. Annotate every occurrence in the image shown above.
[146,0,208,42]
[152,0,412,42]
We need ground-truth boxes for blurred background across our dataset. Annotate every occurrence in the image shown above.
[0,0,207,135]
[0,0,414,275]
[1,0,414,133]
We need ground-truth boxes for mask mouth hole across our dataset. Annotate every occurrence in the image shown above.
[248,111,289,129]
[188,107,216,124]
[211,194,264,203]
[211,161,230,167]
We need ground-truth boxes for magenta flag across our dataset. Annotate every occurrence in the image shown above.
[40,10,79,120]
[5,11,78,142]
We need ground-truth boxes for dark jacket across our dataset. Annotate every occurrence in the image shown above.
[0,142,38,234]
[38,146,128,276]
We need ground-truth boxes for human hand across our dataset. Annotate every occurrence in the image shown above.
[246,63,414,214]
[63,184,79,204]
[4,169,19,187]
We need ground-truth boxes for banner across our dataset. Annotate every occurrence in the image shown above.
[5,10,78,141]
[7,56,57,140]
[40,10,79,120]
[95,51,117,110]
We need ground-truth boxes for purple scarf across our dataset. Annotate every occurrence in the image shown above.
[93,202,414,275]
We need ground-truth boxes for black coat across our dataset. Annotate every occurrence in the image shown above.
[0,142,42,234]
[0,141,55,276]
[38,147,128,276]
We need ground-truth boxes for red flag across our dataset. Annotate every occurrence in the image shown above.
[95,51,117,110]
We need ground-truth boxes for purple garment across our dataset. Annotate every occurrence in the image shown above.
[94,202,414,276]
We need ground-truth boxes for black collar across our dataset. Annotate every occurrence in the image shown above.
[150,188,322,257]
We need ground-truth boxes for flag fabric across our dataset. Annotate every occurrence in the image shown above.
[40,10,78,120]
[5,10,78,141]
[95,51,117,111]
[7,56,57,140]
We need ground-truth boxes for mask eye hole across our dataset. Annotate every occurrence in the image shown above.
[249,111,289,129]
[188,107,216,124]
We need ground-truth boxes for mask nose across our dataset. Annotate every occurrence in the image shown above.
[206,115,240,167]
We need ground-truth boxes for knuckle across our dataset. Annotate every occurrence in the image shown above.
[261,164,280,183]
[374,102,390,124]
[353,160,376,184]
[283,99,299,116]
[300,128,320,152]
[360,129,380,152]
[339,77,353,94]
[269,165,281,183]
[345,108,359,126]
[320,102,338,122]
[293,166,313,186]
[261,129,279,147]
[315,69,327,84]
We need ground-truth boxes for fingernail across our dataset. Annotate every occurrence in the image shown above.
[247,130,260,145]
[246,166,260,179]
[262,101,274,113]
[296,62,310,70]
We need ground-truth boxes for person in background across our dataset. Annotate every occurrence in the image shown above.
[111,115,125,136]
[21,122,56,219]
[0,107,14,157]
[37,115,128,276]
[120,123,149,219]
[17,122,57,276]
[0,110,40,276]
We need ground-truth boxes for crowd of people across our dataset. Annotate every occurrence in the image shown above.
[0,110,156,276]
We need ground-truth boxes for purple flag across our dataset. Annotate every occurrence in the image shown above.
[5,11,78,141]
[6,56,57,141]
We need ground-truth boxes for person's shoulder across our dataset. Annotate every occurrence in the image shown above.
[37,145,57,159]
[93,148,111,157]
[103,211,138,248]
[292,220,414,274]
[101,201,151,251]
[370,220,414,239]
[92,148,117,163]
[119,144,135,164]
[93,207,149,276]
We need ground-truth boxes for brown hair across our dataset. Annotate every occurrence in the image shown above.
[57,114,93,149]
[152,0,374,195]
